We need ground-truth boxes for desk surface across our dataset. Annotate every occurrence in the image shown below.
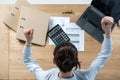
[0,5,120,80]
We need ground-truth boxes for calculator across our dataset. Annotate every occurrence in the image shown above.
[48,24,70,45]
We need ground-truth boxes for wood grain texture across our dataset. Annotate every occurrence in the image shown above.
[0,5,10,79]
[0,4,120,80]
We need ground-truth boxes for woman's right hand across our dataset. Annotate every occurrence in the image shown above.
[24,28,34,46]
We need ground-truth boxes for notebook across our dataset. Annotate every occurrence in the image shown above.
[16,6,50,46]
[3,0,31,31]
[76,0,115,43]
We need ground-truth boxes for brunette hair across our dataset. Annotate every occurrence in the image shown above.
[53,41,80,73]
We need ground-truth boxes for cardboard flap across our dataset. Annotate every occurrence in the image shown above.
[3,0,31,31]
[16,6,50,46]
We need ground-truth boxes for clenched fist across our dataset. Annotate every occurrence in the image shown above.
[24,28,34,46]
[101,16,114,38]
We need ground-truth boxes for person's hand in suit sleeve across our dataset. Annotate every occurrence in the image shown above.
[24,28,34,47]
[101,16,114,38]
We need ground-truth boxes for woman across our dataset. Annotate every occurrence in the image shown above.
[23,16,113,80]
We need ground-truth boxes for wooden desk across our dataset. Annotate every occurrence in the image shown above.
[0,5,120,80]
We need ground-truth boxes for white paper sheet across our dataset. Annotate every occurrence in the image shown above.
[49,17,70,29]
[49,16,70,45]
[64,23,84,51]
[49,17,85,51]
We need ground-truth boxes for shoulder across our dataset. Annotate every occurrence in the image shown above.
[73,69,89,80]
[45,68,59,73]
[44,68,59,79]
[35,68,59,80]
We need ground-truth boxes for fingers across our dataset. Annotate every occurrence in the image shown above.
[30,29,34,37]
[24,28,34,37]
[101,16,114,25]
[23,28,34,45]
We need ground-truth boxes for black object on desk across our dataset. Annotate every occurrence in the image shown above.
[76,5,115,43]
[48,24,70,45]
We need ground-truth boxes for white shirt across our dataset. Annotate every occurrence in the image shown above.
[22,35,112,80]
